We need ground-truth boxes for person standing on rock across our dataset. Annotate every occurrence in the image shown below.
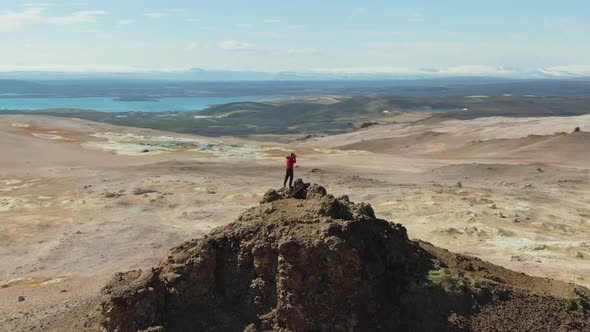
[284,153,297,188]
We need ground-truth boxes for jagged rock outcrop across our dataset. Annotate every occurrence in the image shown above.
[94,181,590,332]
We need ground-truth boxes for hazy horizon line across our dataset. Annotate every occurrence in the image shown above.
[0,64,590,78]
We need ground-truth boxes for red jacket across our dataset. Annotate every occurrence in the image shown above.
[286,156,296,169]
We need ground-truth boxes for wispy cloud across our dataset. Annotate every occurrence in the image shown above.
[287,47,320,55]
[539,65,590,77]
[287,25,305,29]
[218,40,315,54]
[0,7,44,31]
[23,2,53,7]
[314,67,427,75]
[0,7,109,30]
[144,12,168,19]
[186,18,200,23]
[1,64,588,78]
[386,12,426,23]
[219,40,261,51]
[118,19,136,25]
[0,64,189,73]
[187,41,200,50]
[263,19,280,23]
[441,65,515,76]
[314,65,517,76]
[47,10,108,25]
[236,23,253,28]
[362,41,467,51]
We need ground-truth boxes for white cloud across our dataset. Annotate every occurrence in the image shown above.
[23,3,53,7]
[287,25,305,29]
[187,41,200,50]
[263,19,280,23]
[118,19,136,25]
[47,10,108,25]
[144,13,167,18]
[0,64,188,73]
[0,7,109,30]
[314,66,427,75]
[288,48,320,55]
[386,12,426,23]
[538,65,590,77]
[0,7,44,31]
[313,66,518,76]
[1,64,589,78]
[186,18,200,23]
[439,65,515,76]
[219,40,260,50]
[315,65,518,76]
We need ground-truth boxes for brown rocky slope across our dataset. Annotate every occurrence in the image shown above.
[83,180,589,332]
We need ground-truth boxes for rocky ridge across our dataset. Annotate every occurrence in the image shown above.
[84,180,589,332]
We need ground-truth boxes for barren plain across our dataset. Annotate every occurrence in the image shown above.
[1,114,589,331]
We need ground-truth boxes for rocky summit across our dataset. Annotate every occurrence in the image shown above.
[88,180,589,332]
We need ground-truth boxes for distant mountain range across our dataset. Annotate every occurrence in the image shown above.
[0,67,589,81]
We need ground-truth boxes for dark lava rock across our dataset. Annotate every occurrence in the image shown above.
[260,189,282,204]
[90,182,590,332]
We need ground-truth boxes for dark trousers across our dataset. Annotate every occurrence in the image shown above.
[284,169,294,188]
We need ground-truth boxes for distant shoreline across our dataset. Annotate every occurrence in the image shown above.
[0,96,274,113]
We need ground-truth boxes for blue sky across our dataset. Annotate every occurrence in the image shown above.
[1,0,589,76]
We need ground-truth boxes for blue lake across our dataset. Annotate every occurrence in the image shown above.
[0,97,462,114]
[0,96,270,113]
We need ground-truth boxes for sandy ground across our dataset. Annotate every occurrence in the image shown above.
[1,114,589,331]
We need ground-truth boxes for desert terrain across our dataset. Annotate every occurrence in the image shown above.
[1,113,589,331]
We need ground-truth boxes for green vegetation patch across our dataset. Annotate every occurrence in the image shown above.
[5,94,590,138]
[426,268,471,295]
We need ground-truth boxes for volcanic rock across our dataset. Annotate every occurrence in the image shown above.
[92,182,590,332]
